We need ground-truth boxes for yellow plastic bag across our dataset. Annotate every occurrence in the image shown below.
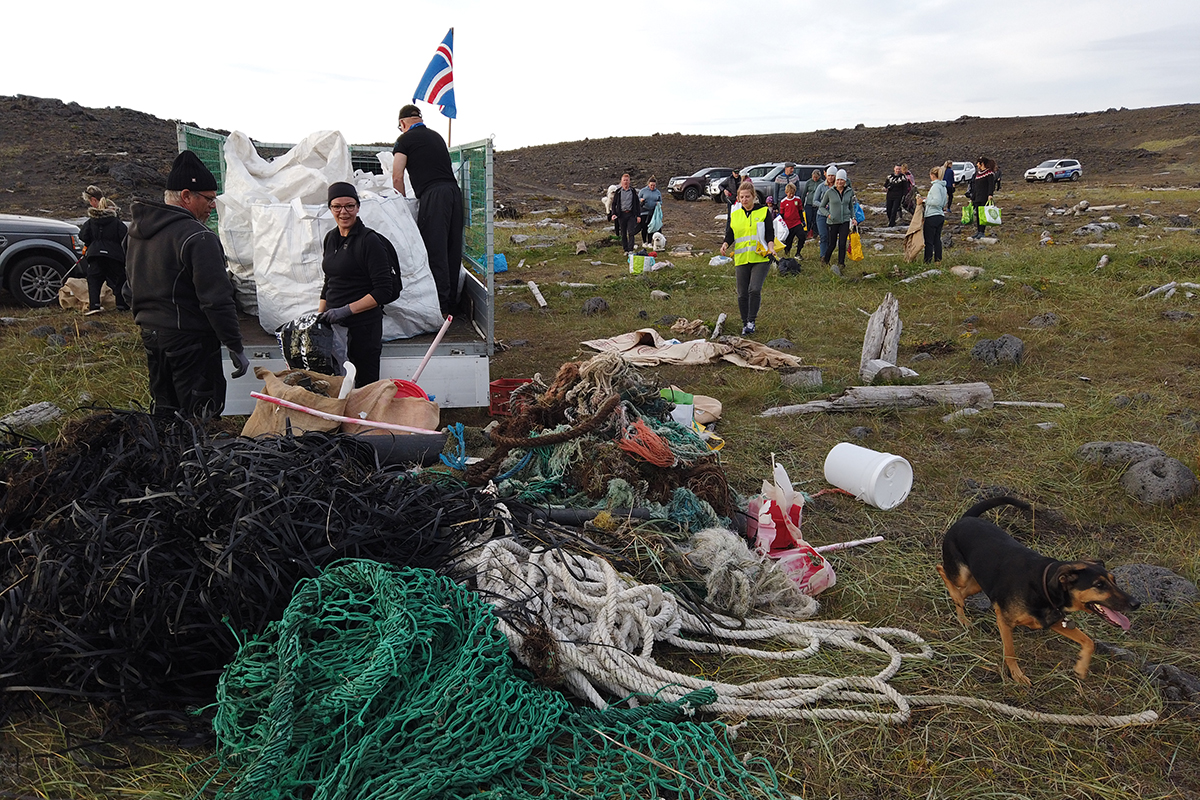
[848,231,864,262]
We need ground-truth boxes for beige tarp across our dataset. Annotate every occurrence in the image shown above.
[582,328,804,370]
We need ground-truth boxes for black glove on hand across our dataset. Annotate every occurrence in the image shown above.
[229,348,250,379]
[317,305,353,325]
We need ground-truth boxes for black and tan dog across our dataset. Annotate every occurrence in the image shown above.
[937,497,1138,685]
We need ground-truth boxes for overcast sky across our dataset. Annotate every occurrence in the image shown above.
[3,0,1198,152]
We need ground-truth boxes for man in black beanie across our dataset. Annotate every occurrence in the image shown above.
[393,103,463,317]
[124,150,249,417]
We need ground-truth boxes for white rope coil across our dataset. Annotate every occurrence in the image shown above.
[459,516,1159,728]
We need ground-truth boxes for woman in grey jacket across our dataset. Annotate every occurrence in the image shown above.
[817,169,858,274]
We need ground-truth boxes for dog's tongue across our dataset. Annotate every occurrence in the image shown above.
[1097,605,1132,631]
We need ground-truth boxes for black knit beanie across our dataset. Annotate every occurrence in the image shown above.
[327,182,359,204]
[166,151,218,192]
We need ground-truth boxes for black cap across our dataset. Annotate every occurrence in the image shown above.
[398,103,422,120]
[166,151,218,192]
[327,182,359,204]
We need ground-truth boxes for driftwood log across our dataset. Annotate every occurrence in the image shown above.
[859,293,902,381]
[761,382,994,417]
[0,401,63,431]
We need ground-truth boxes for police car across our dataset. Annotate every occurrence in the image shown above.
[1024,159,1083,183]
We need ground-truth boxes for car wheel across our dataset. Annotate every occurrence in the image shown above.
[683,186,700,202]
[7,255,67,307]
[1043,173,1055,183]
[1070,172,1080,181]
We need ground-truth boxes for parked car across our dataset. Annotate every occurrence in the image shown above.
[738,162,856,203]
[949,161,976,184]
[1024,158,1083,182]
[666,167,734,202]
[0,213,83,307]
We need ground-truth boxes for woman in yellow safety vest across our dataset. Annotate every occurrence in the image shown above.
[720,181,776,337]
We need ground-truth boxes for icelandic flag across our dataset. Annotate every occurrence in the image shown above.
[413,28,456,119]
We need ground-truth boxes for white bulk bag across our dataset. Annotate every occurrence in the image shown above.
[220,130,354,278]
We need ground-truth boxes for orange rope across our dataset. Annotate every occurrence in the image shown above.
[618,418,675,467]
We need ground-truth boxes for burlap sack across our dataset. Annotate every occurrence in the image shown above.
[241,367,347,437]
[341,380,440,435]
[58,277,115,311]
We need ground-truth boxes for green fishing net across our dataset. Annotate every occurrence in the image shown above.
[211,560,784,800]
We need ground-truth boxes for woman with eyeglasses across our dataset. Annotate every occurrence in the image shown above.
[316,182,398,385]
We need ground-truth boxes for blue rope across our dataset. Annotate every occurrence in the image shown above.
[495,450,533,482]
[439,423,468,470]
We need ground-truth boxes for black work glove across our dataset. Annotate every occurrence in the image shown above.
[229,348,250,379]
[317,305,353,325]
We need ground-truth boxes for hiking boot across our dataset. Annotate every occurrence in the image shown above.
[741,321,756,335]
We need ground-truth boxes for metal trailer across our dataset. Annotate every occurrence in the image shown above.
[176,124,495,413]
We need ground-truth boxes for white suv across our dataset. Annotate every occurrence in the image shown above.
[1024,159,1083,182]
[949,161,976,184]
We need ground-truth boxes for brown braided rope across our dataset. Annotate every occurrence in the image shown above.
[466,394,623,486]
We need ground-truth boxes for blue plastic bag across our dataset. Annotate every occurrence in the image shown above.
[853,201,865,224]
[493,253,508,273]
[648,203,664,234]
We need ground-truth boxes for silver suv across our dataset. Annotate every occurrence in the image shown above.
[0,214,82,306]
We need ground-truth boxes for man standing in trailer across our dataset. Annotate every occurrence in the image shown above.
[393,103,464,317]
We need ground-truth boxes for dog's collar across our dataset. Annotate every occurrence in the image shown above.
[1041,562,1056,605]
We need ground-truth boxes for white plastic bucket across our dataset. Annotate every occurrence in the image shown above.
[823,442,913,510]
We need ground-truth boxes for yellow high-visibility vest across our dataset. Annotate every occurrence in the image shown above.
[729,204,769,266]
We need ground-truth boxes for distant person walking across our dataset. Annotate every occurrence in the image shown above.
[817,168,858,275]
[942,160,956,213]
[78,184,129,315]
[721,181,775,337]
[883,165,907,227]
[812,167,837,262]
[900,163,917,217]
[918,165,948,263]
[719,169,742,211]
[772,162,803,205]
[393,103,464,317]
[778,183,806,258]
[969,157,996,239]
[799,168,822,241]
[637,176,662,246]
[609,173,642,254]
[125,151,248,418]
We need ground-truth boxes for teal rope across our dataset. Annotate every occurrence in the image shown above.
[439,422,467,469]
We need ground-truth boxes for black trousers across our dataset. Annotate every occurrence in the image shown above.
[782,225,805,255]
[141,328,226,418]
[86,256,128,310]
[615,211,639,252]
[416,180,464,317]
[344,311,383,386]
[885,194,904,226]
[824,221,851,265]
[923,214,945,263]
[735,260,770,325]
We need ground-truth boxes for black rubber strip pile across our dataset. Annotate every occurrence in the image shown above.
[0,411,492,711]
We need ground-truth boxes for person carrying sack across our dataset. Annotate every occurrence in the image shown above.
[78,185,129,315]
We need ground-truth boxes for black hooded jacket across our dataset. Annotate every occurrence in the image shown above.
[125,201,243,353]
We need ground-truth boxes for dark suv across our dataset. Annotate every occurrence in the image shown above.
[0,214,82,307]
[666,167,734,202]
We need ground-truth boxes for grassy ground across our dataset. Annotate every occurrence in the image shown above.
[2,180,1199,798]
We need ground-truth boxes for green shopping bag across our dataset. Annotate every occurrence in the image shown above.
[961,204,976,225]
[980,203,1002,226]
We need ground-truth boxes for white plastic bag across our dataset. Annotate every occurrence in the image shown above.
[773,215,789,242]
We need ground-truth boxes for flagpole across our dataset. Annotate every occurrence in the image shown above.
[448,118,452,148]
